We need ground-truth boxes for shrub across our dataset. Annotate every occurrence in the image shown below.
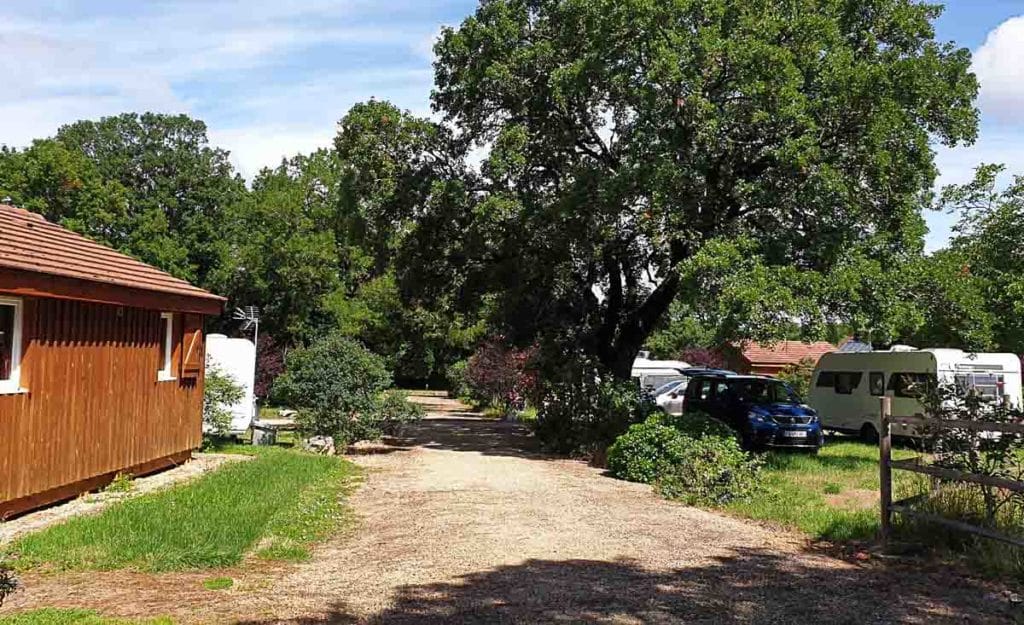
[607,421,689,483]
[254,334,286,399]
[445,359,471,399]
[655,435,762,506]
[0,562,17,607]
[677,347,729,369]
[272,334,392,448]
[103,472,134,494]
[534,364,653,456]
[465,338,538,416]
[204,361,245,436]
[376,392,425,436]
[607,413,762,506]
[919,383,1024,524]
[776,357,816,399]
[658,411,737,440]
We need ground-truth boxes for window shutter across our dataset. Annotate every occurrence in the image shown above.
[180,314,205,378]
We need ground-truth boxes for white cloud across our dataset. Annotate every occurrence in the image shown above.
[0,0,449,183]
[209,126,334,180]
[972,15,1024,124]
[926,133,1024,252]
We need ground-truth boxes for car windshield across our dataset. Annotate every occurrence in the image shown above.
[652,379,685,396]
[726,379,800,404]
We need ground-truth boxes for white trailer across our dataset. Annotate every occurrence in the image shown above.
[205,334,257,436]
[631,352,691,391]
[808,348,1022,440]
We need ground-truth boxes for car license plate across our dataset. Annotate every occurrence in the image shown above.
[782,430,808,438]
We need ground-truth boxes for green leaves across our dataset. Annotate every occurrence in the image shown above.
[938,164,1024,353]
[425,0,980,375]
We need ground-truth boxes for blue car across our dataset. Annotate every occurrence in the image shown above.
[682,373,823,451]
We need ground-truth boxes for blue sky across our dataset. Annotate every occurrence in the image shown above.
[1,1,1021,251]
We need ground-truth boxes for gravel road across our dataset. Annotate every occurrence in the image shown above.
[5,405,1019,624]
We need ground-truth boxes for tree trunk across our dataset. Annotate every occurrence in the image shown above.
[601,272,682,381]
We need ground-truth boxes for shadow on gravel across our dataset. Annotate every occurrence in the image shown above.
[394,416,550,460]
[234,547,1018,624]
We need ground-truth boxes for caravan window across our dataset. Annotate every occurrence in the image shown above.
[869,372,885,396]
[816,372,835,387]
[954,373,1004,402]
[889,372,934,398]
[835,372,862,395]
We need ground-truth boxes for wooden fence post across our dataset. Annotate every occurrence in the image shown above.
[879,396,893,548]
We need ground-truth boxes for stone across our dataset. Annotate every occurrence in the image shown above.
[302,435,336,455]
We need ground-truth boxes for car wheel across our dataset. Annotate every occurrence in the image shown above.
[859,423,880,445]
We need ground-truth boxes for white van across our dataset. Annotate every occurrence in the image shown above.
[631,352,691,391]
[808,348,1022,440]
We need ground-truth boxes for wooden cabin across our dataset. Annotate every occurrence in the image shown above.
[0,204,224,518]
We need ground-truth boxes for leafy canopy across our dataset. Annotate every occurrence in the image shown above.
[406,0,978,377]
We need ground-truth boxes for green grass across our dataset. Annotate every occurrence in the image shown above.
[202,576,234,591]
[0,609,171,625]
[726,439,925,541]
[4,447,358,572]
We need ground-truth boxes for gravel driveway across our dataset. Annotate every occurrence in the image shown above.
[6,405,1019,624]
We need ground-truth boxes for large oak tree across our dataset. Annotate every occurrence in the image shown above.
[406,0,979,379]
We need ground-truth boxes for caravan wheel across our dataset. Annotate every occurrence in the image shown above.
[859,423,879,445]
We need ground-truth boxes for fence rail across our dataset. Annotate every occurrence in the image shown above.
[878,396,1024,549]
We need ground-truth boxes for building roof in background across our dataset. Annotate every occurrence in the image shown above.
[738,340,836,366]
[0,204,224,304]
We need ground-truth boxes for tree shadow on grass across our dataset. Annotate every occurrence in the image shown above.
[235,548,1018,625]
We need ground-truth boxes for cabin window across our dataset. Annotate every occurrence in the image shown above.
[0,297,24,393]
[815,372,835,387]
[834,372,862,395]
[158,312,175,381]
[869,372,885,396]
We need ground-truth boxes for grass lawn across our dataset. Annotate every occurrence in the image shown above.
[4,447,358,572]
[0,609,170,625]
[726,438,925,541]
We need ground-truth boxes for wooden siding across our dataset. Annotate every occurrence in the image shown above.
[0,297,204,517]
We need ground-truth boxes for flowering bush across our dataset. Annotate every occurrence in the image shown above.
[465,338,538,416]
[677,347,729,369]
[254,334,286,399]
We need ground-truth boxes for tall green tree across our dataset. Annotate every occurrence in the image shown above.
[0,140,130,249]
[939,164,1024,353]
[55,113,246,284]
[406,0,978,378]
[214,150,344,345]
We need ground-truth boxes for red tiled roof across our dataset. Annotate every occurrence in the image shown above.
[0,204,224,303]
[738,340,836,366]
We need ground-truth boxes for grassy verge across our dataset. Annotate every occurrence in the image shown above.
[0,609,170,625]
[725,439,924,541]
[4,447,358,572]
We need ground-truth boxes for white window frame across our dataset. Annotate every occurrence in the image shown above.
[0,296,25,395]
[158,312,176,382]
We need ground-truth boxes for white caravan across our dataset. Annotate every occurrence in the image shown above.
[631,351,691,391]
[808,348,1022,440]
[205,334,257,436]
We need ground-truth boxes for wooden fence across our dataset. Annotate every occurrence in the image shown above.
[879,396,1024,549]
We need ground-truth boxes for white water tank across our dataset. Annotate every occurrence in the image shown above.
[205,334,257,435]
